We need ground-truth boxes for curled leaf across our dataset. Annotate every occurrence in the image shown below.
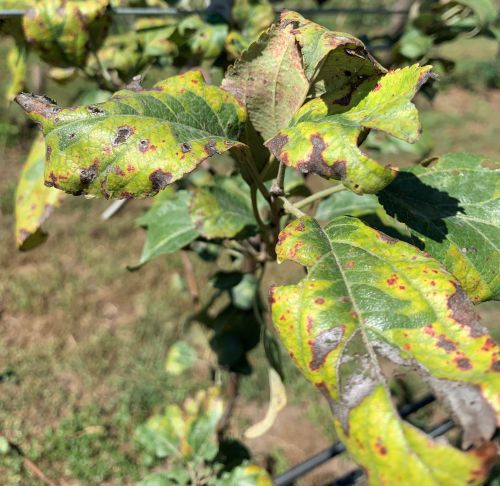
[16,71,246,199]
[245,368,287,438]
[266,65,434,194]
[15,134,65,250]
[22,0,110,68]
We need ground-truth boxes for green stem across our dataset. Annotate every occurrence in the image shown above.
[295,184,345,209]
[279,197,306,218]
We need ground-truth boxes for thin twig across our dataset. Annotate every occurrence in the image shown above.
[270,162,286,196]
[295,184,345,209]
[180,250,201,312]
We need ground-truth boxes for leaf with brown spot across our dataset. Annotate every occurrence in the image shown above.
[271,215,499,481]
[15,134,65,250]
[266,65,434,194]
[222,21,309,142]
[16,70,247,198]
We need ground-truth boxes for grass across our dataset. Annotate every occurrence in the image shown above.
[0,34,499,485]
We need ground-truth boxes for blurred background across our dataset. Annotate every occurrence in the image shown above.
[0,1,499,484]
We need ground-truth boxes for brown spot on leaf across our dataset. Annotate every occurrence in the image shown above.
[309,326,345,371]
[491,360,500,372]
[296,222,305,232]
[315,297,325,305]
[455,357,472,370]
[374,437,387,455]
[87,105,103,114]
[345,260,355,269]
[180,142,192,153]
[114,166,125,176]
[436,334,456,352]
[266,134,289,158]
[149,169,172,192]
[204,140,218,156]
[139,139,157,153]
[80,161,99,185]
[46,145,52,161]
[387,275,397,285]
[376,231,397,244]
[448,284,485,338]
[112,126,134,146]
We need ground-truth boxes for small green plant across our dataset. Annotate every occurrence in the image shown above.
[9,5,500,486]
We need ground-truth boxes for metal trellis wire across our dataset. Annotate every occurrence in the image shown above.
[0,6,410,18]
[273,394,454,486]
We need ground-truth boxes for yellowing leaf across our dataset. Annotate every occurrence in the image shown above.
[245,368,287,438]
[15,134,65,250]
[5,40,27,103]
[266,65,434,194]
[335,385,497,486]
[22,0,110,68]
[271,215,499,479]
[16,71,246,199]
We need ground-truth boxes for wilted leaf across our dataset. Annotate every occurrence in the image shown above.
[165,340,197,376]
[190,175,255,239]
[245,368,287,438]
[5,40,27,103]
[278,11,385,99]
[15,134,65,250]
[22,0,109,68]
[16,70,246,199]
[217,462,273,486]
[271,216,499,461]
[266,64,434,194]
[222,22,309,141]
[379,153,500,302]
[132,189,199,269]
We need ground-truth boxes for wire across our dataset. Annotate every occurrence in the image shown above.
[0,6,410,17]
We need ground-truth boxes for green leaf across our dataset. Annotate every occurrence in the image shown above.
[165,340,197,376]
[185,387,223,461]
[132,189,199,269]
[221,22,309,141]
[135,405,183,459]
[22,0,110,68]
[190,175,255,239]
[16,70,246,199]
[5,40,27,103]
[316,191,380,221]
[15,134,65,251]
[178,15,228,60]
[378,153,500,303]
[216,463,273,486]
[266,64,434,194]
[271,216,500,461]
[137,470,189,486]
[231,274,258,310]
[398,29,433,60]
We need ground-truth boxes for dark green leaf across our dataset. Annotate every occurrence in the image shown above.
[379,153,500,302]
